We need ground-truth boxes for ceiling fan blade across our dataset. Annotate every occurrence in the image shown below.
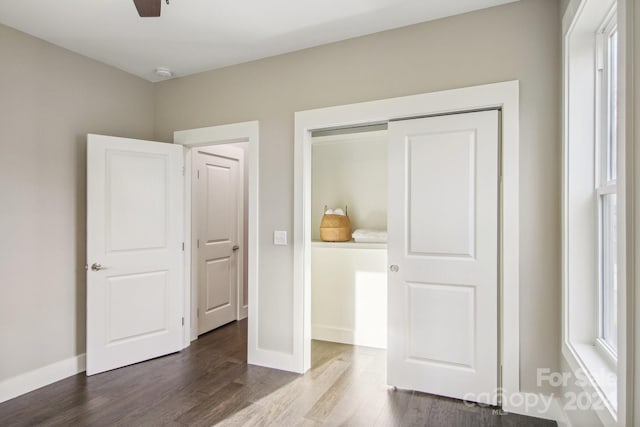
[133,0,161,17]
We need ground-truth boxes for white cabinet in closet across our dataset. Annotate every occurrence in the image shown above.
[311,244,387,349]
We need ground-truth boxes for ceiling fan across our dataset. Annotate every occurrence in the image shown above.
[132,0,169,17]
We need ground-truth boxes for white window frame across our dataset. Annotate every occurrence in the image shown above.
[594,6,618,364]
[562,0,620,425]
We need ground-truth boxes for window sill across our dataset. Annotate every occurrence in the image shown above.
[594,338,617,370]
[563,341,617,425]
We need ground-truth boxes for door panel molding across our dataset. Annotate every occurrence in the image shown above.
[404,281,476,368]
[406,129,476,258]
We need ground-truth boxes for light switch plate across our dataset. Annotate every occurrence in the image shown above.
[273,230,287,246]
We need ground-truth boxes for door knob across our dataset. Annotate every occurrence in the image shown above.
[232,245,240,252]
[91,263,105,271]
[390,265,399,272]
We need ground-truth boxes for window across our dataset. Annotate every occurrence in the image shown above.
[596,9,617,358]
[563,0,619,420]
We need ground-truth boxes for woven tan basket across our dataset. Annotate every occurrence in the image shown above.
[319,206,352,242]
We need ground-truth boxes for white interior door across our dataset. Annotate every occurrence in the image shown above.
[387,110,499,405]
[193,145,244,335]
[86,134,184,376]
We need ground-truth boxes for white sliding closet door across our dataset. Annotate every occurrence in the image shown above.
[387,110,499,405]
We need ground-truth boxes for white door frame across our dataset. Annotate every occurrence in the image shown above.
[294,82,522,411]
[173,122,259,357]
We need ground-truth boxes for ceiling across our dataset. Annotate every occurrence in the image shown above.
[0,0,518,82]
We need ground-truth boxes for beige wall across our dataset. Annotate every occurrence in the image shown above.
[0,24,155,381]
[155,0,562,392]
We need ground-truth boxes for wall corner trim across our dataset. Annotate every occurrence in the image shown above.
[0,354,86,404]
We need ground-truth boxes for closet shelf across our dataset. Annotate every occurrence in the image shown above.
[311,240,387,249]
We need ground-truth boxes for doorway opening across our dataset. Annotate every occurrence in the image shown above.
[174,121,260,365]
[308,109,501,406]
[309,125,389,363]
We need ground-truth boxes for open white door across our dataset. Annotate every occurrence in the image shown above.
[193,145,244,335]
[387,110,499,405]
[86,134,184,376]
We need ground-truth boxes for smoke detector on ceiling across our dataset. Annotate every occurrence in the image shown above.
[154,67,173,79]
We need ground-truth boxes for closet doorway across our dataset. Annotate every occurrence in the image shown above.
[294,81,520,409]
[310,125,389,351]
[308,110,500,405]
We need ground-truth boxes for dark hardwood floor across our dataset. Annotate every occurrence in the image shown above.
[0,320,556,426]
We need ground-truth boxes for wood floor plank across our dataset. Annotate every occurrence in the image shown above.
[318,359,380,425]
[304,351,376,422]
[218,356,352,427]
[321,345,390,426]
[398,392,435,427]
[176,381,249,427]
[0,320,556,427]
[246,358,352,426]
[373,388,415,427]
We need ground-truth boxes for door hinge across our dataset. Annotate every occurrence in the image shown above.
[197,169,200,179]
[197,308,200,317]
[181,242,185,251]
[197,239,200,249]
[181,317,184,326]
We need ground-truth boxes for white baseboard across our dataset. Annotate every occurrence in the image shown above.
[0,353,86,404]
[503,392,572,426]
[247,346,300,373]
[550,397,573,426]
[311,324,386,349]
[312,324,354,345]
